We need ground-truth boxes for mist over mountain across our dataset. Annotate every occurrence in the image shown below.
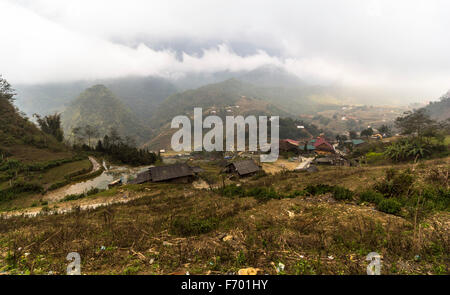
[14,65,365,118]
[61,85,153,144]
[423,90,450,121]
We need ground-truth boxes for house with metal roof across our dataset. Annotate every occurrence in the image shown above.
[313,137,335,154]
[224,159,261,177]
[280,139,301,154]
[129,163,195,184]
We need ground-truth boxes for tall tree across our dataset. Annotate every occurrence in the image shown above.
[378,124,391,136]
[0,75,15,102]
[34,113,64,142]
[360,128,374,138]
[71,126,85,145]
[109,127,121,145]
[395,109,436,138]
[84,125,99,147]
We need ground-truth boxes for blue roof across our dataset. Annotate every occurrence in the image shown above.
[352,139,365,145]
[299,145,316,151]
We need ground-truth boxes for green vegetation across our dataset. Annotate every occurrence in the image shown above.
[304,184,354,201]
[384,138,446,162]
[92,131,160,166]
[34,113,64,142]
[0,181,43,203]
[376,199,402,215]
[62,187,103,202]
[355,168,449,218]
[62,85,153,145]
[0,76,66,152]
[359,190,383,204]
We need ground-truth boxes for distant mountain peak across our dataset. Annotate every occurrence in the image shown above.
[62,85,153,144]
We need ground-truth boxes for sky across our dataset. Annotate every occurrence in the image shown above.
[1,0,449,102]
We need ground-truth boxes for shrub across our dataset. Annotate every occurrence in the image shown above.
[359,190,384,204]
[421,186,450,212]
[221,184,245,198]
[304,184,335,195]
[377,199,402,215]
[332,186,354,201]
[304,184,354,201]
[365,152,385,164]
[374,168,415,197]
[245,186,281,202]
[0,181,43,202]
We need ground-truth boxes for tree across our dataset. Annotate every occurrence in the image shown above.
[378,124,391,137]
[34,113,64,142]
[336,134,347,144]
[360,128,374,138]
[395,109,436,138]
[84,125,99,148]
[108,127,121,145]
[72,126,85,145]
[349,130,358,139]
[0,75,15,102]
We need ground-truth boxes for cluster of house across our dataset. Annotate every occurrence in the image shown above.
[280,136,334,155]
[280,135,366,166]
[280,136,366,155]
[128,159,261,185]
[119,136,367,186]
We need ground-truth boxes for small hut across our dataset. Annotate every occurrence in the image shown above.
[224,159,261,177]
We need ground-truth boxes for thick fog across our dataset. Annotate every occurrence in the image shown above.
[1,0,449,102]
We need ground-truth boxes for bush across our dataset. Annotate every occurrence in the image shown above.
[421,186,450,212]
[377,199,402,215]
[304,184,335,195]
[359,190,384,204]
[304,184,354,201]
[245,186,281,202]
[170,216,219,236]
[332,186,354,201]
[221,184,245,198]
[0,181,43,202]
[365,152,385,164]
[62,187,102,202]
[374,168,415,197]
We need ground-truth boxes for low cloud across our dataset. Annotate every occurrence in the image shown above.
[1,0,449,102]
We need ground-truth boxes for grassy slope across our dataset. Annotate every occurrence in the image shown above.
[0,96,96,211]
[0,97,70,160]
[62,85,153,145]
[1,157,448,275]
[0,159,92,211]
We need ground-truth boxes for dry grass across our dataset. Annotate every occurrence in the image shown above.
[0,157,448,275]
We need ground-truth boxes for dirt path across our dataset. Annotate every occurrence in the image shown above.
[0,190,152,219]
[89,156,101,172]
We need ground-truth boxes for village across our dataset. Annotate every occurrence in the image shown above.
[122,132,381,187]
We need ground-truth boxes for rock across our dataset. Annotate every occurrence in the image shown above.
[276,262,285,273]
[223,235,233,242]
[286,210,295,218]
